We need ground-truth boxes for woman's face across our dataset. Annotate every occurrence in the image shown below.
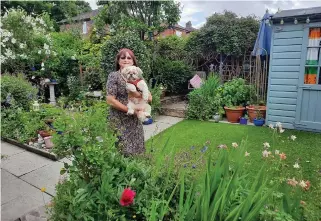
[118,52,134,70]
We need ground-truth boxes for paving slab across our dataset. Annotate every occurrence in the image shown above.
[1,172,51,205]
[1,141,26,157]
[144,121,177,141]
[154,115,184,125]
[20,161,64,196]
[1,151,52,177]
[1,195,50,221]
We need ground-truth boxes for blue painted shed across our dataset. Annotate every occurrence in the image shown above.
[266,7,321,132]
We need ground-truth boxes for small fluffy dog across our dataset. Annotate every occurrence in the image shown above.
[121,66,151,122]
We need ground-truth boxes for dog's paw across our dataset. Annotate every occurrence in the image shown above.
[126,83,137,92]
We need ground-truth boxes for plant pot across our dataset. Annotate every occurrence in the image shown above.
[246,105,266,123]
[253,118,265,126]
[44,136,54,148]
[38,130,51,138]
[224,106,245,123]
[239,117,248,125]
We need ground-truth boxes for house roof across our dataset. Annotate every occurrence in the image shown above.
[272,6,321,19]
[58,9,100,24]
[173,24,196,32]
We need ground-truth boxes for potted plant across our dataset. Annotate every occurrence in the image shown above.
[246,100,266,123]
[224,105,245,123]
[239,114,248,125]
[253,109,265,126]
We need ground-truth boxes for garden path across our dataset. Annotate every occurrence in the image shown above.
[1,115,183,221]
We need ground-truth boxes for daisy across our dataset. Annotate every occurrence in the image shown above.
[287,177,298,187]
[290,135,297,141]
[245,151,250,157]
[232,142,238,148]
[263,142,270,148]
[293,162,300,169]
[262,150,270,158]
[275,150,280,155]
[299,180,307,188]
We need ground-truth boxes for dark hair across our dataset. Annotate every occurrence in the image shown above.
[115,48,138,71]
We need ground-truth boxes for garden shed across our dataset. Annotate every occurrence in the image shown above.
[266,7,321,132]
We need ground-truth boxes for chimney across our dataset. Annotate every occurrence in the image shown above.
[186,21,192,29]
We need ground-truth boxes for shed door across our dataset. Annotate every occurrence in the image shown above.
[295,25,321,131]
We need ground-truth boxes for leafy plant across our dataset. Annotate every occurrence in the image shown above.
[222,78,252,107]
[152,57,192,94]
[149,82,162,119]
[1,73,38,110]
[187,75,224,120]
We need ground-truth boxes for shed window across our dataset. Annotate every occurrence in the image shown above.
[305,28,321,84]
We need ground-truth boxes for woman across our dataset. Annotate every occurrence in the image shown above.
[106,48,152,156]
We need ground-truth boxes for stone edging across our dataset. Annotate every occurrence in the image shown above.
[1,137,59,161]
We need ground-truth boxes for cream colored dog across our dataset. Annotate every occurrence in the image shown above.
[121,66,151,122]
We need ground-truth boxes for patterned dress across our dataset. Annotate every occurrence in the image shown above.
[106,71,145,156]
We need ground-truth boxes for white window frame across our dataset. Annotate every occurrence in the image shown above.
[176,30,182,37]
[82,21,87,34]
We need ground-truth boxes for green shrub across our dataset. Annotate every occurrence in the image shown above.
[1,73,38,110]
[186,75,224,120]
[222,78,253,107]
[149,82,162,119]
[152,57,192,94]
[101,31,151,79]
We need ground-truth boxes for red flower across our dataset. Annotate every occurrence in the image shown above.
[120,188,136,206]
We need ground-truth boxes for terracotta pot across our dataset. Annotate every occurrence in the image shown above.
[246,105,266,123]
[38,130,52,138]
[44,136,54,148]
[224,106,245,123]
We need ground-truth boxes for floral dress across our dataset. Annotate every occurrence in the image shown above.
[106,71,145,156]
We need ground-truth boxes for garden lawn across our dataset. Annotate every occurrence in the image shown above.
[146,120,321,220]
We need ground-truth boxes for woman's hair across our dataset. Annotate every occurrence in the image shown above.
[115,48,138,71]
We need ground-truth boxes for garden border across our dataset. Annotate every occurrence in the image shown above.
[1,137,60,161]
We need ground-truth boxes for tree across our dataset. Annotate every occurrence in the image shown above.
[1,1,91,30]
[96,1,181,40]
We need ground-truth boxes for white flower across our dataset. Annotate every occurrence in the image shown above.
[0,55,7,63]
[50,26,54,30]
[2,37,9,42]
[269,124,274,129]
[293,162,300,169]
[96,136,103,143]
[41,67,45,71]
[20,54,28,59]
[232,142,238,148]
[279,129,285,133]
[262,150,271,158]
[39,18,45,25]
[45,49,51,55]
[245,151,250,157]
[38,50,42,54]
[276,122,282,128]
[53,51,57,56]
[0,42,5,47]
[4,48,13,57]
[19,43,25,49]
[31,76,35,79]
[71,55,76,60]
[44,43,49,50]
[290,135,297,141]
[41,62,44,67]
[263,142,270,148]
[11,38,16,44]
[275,150,280,155]
[299,180,307,188]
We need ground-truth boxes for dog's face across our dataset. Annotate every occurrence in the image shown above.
[122,66,143,82]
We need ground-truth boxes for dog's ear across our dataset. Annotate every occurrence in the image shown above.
[136,67,144,79]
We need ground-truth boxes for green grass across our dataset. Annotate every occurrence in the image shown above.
[145,120,321,220]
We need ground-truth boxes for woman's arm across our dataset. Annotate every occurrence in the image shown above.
[129,91,152,103]
[106,95,128,113]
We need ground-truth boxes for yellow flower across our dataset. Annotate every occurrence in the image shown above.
[41,187,46,192]
[133,215,136,218]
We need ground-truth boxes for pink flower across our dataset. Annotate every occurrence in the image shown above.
[120,188,136,206]
[279,152,286,160]
[287,178,298,187]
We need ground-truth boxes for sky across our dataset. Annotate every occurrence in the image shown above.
[86,0,321,29]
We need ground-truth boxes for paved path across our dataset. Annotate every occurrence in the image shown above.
[1,115,183,221]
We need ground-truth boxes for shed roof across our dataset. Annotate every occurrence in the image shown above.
[272,6,321,19]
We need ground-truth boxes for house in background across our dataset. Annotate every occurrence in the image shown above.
[58,9,196,38]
